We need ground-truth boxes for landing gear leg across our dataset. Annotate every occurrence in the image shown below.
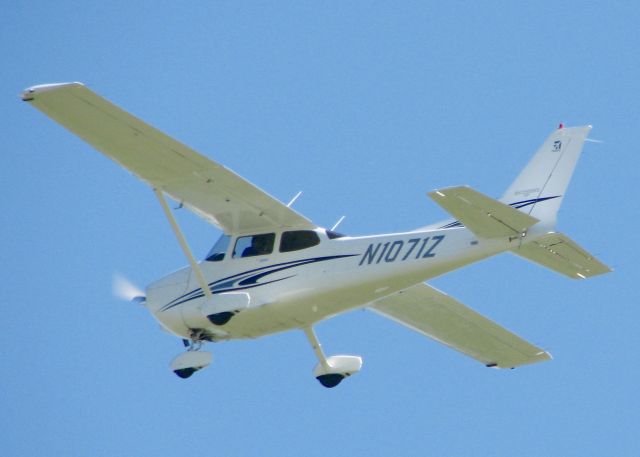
[303,326,363,388]
[303,327,335,386]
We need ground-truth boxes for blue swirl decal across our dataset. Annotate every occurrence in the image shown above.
[160,254,357,312]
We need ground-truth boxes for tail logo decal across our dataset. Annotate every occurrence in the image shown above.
[438,196,560,230]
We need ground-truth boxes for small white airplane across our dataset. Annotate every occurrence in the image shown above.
[23,82,611,387]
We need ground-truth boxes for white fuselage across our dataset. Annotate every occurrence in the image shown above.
[145,226,518,341]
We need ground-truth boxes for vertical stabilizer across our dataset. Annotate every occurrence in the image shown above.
[501,125,591,229]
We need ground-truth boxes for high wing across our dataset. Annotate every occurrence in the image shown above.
[22,82,314,234]
[369,283,551,368]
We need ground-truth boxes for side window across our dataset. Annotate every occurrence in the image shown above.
[233,233,275,258]
[280,230,321,252]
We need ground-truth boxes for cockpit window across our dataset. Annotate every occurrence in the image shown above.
[205,234,231,262]
[280,230,321,252]
[233,233,275,258]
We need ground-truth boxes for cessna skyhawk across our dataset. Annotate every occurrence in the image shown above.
[23,83,610,387]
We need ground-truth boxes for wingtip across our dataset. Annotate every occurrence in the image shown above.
[428,185,470,199]
[21,82,84,101]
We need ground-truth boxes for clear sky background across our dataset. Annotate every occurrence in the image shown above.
[2,2,639,456]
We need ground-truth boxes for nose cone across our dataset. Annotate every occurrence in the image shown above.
[112,273,146,304]
[132,296,147,306]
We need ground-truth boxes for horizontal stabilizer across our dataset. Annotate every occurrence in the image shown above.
[429,186,539,238]
[513,232,611,279]
[369,283,551,369]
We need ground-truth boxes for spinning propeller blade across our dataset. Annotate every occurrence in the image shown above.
[113,273,146,304]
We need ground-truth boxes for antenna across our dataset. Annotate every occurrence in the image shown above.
[287,191,303,208]
[331,216,346,231]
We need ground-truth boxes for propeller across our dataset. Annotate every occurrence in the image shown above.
[113,273,146,304]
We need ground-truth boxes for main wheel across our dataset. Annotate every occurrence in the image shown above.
[316,373,345,388]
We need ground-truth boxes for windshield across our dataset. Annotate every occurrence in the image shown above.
[205,234,231,262]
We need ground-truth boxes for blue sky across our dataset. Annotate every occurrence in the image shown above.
[3,2,639,456]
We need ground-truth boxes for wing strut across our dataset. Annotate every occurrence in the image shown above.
[154,188,213,299]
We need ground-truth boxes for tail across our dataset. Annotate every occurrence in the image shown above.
[500,125,610,279]
[428,125,611,279]
[500,125,591,230]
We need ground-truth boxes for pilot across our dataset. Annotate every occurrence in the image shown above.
[242,235,269,257]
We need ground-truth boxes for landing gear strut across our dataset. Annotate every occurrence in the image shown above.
[303,326,363,388]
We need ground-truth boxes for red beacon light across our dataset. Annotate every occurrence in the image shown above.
[558,123,564,129]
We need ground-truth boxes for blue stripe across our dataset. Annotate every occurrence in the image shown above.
[159,254,358,312]
[509,195,560,209]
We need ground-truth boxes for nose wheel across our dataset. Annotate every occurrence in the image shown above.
[170,333,212,379]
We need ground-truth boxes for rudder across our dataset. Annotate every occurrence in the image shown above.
[500,125,592,230]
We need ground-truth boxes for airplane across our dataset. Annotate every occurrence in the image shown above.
[22,82,611,388]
